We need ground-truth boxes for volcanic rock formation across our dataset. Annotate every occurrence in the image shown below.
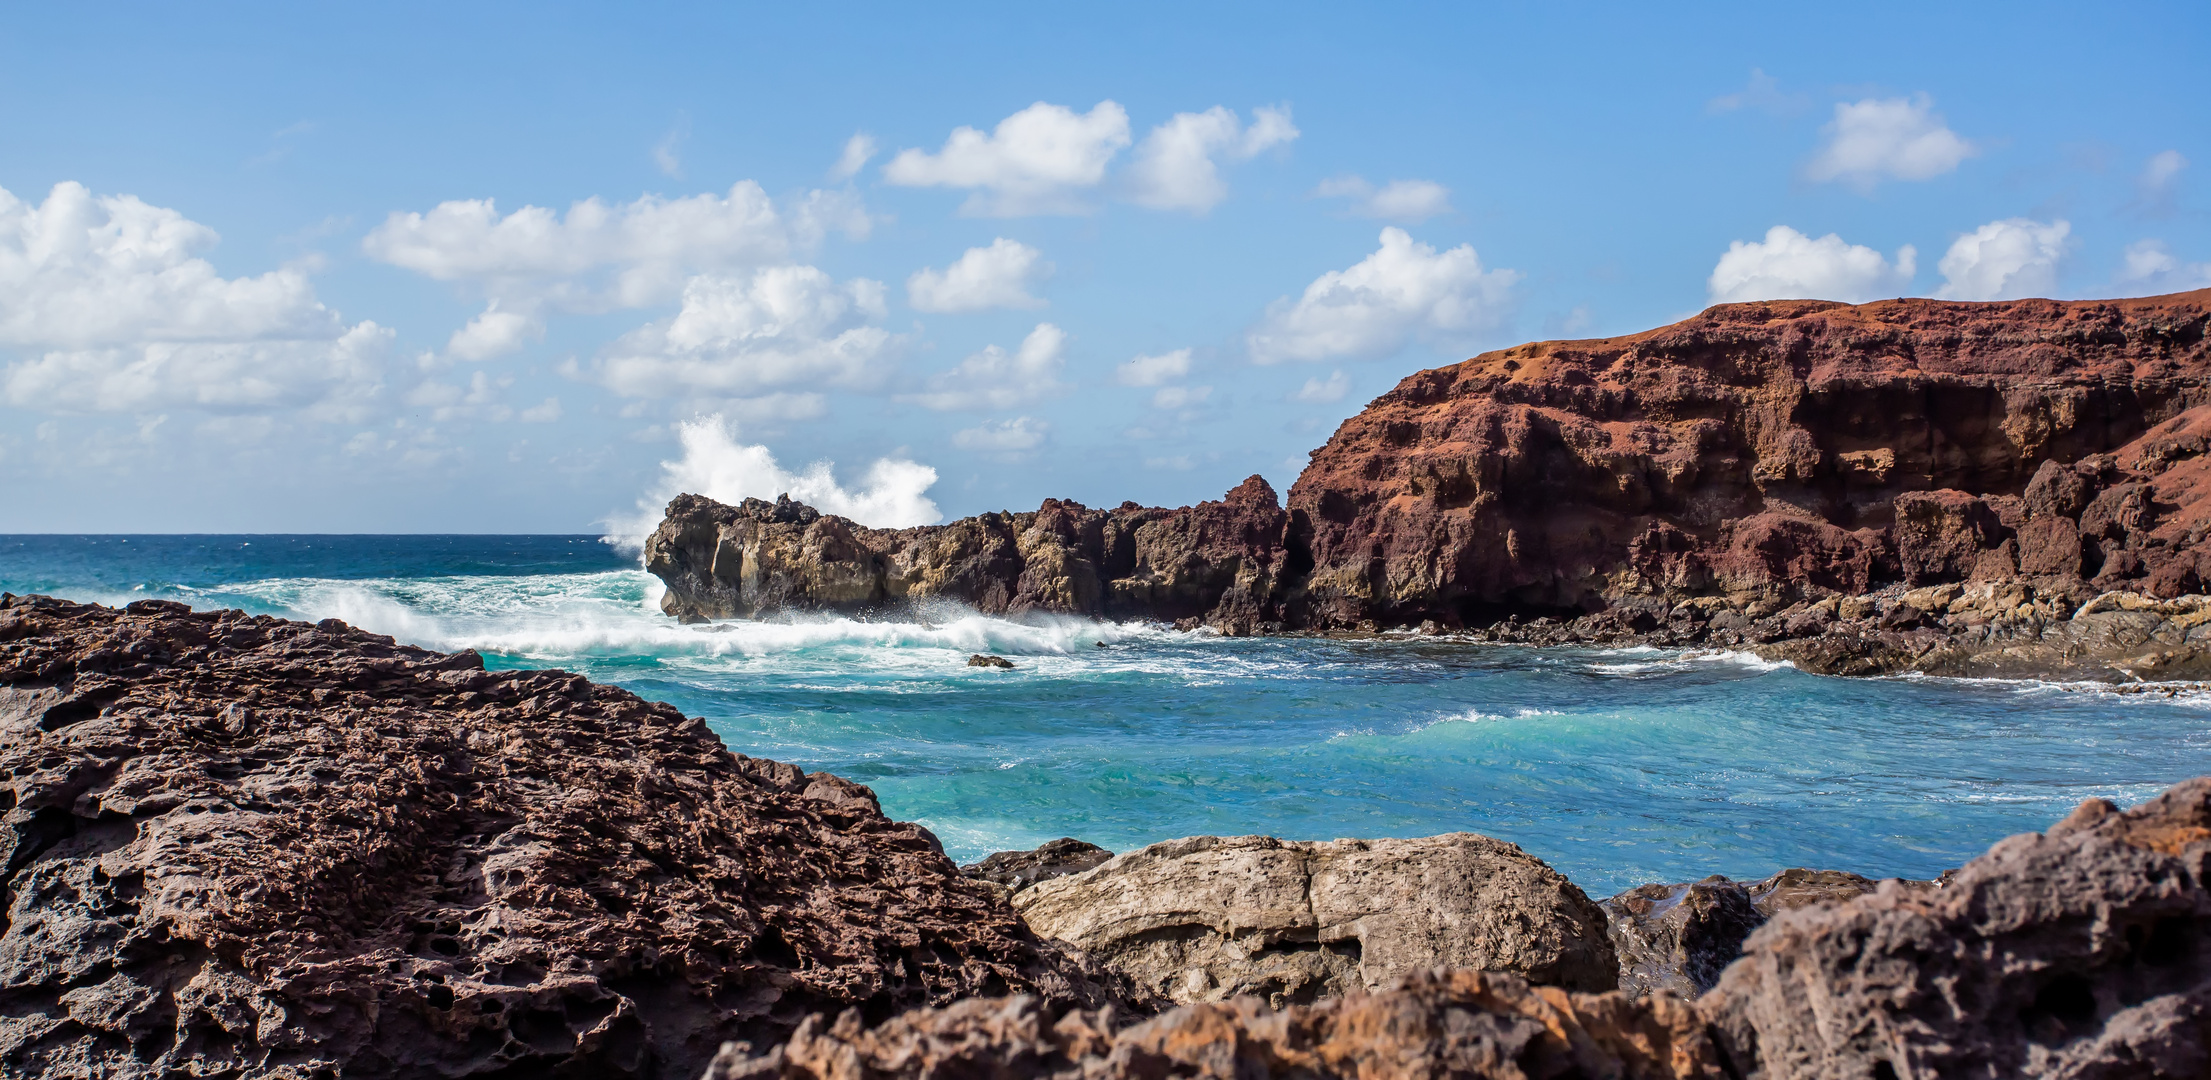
[713,777,2211,1079]
[0,595,1110,1079]
[645,478,1293,635]
[1010,834,1618,1008]
[1600,868,1941,999]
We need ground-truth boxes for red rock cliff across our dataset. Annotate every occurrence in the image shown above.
[1286,289,2211,627]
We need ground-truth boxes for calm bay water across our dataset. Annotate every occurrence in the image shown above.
[5,533,2206,895]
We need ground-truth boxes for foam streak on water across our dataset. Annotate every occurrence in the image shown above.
[6,534,2210,895]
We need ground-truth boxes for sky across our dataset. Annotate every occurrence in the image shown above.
[2,1,2206,534]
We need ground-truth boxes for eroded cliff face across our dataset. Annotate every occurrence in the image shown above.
[645,476,1293,635]
[1287,290,2211,627]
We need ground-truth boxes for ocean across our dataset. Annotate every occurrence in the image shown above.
[5,533,2206,896]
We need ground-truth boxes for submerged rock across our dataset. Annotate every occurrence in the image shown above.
[1012,833,1617,1009]
[962,838,1113,893]
[0,596,1111,1079]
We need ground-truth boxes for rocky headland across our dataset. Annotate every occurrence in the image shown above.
[3,595,2207,1077]
[649,288,2211,681]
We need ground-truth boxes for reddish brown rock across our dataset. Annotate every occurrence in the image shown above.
[704,968,1719,1080]
[1286,290,2211,627]
[0,596,1110,1079]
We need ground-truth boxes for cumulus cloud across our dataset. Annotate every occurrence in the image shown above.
[952,416,1049,452]
[605,414,942,548]
[1125,105,1298,213]
[1248,228,1520,364]
[1116,348,1192,386]
[597,266,898,398]
[0,181,389,417]
[2116,239,2211,294]
[1804,96,1978,191]
[831,133,877,181]
[906,238,1051,312]
[445,300,543,361]
[906,322,1069,411]
[1313,176,1453,221]
[1294,370,1350,403]
[884,101,1132,216]
[364,183,873,360]
[1935,218,2070,301]
[1706,226,1917,304]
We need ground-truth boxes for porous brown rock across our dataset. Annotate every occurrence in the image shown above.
[1011,834,1617,1009]
[961,839,1114,894]
[0,595,1110,1079]
[1601,869,1940,1000]
[1701,777,2211,1078]
[703,968,1719,1080]
[645,477,1293,635]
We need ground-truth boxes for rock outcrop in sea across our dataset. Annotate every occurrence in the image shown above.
[0,595,1110,1079]
[647,289,2211,680]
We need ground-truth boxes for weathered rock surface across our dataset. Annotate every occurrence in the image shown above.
[1602,869,1942,999]
[716,778,2211,1079]
[1700,776,2211,1079]
[0,595,1110,1079]
[962,839,1114,894]
[645,477,1294,635]
[703,968,1718,1080]
[1012,834,1617,1009]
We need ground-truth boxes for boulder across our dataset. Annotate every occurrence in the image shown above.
[1701,777,2211,1078]
[961,838,1113,893]
[0,596,1109,1079]
[1602,869,1940,999]
[1012,833,1617,1008]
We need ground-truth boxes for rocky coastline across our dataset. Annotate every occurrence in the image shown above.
[649,289,2211,682]
[4,594,2207,1077]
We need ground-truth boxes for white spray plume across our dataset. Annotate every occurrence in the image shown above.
[605,414,943,551]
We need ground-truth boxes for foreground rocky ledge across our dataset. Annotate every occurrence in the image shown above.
[650,289,2211,681]
[730,777,2211,1078]
[0,595,1109,1078]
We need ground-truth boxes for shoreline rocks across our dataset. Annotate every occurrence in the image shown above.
[1011,834,1619,1009]
[0,595,1112,1079]
[647,289,2211,682]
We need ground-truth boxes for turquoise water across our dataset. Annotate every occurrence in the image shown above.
[5,534,2207,896]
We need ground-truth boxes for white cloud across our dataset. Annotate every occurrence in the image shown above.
[0,181,389,417]
[654,116,690,179]
[364,183,871,318]
[2116,239,2211,294]
[604,414,941,548]
[952,416,1049,452]
[883,101,1132,216]
[906,322,1069,410]
[906,237,1051,312]
[1248,228,1520,364]
[1294,370,1350,403]
[1707,69,1806,115]
[598,266,898,398]
[2143,150,2188,192]
[830,133,877,181]
[519,397,563,422]
[1125,105,1298,213]
[1804,96,1977,191]
[1313,176,1453,222]
[445,300,543,361]
[1150,385,1212,410]
[1706,226,1917,304]
[1935,218,2070,301]
[1116,348,1191,386]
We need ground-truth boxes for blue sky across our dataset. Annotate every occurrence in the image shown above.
[3,1,2205,533]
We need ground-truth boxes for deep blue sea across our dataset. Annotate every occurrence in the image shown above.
[5,533,2207,896]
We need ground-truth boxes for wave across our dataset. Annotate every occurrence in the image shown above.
[1584,648,1795,675]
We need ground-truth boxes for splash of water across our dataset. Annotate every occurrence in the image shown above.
[603,415,943,551]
